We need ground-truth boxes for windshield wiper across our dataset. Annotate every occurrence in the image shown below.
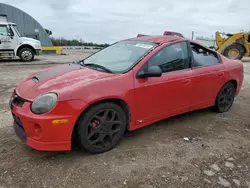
[84,63,113,73]
[74,60,85,65]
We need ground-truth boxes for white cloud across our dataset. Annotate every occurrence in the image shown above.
[1,0,250,43]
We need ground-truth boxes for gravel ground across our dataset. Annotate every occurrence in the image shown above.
[0,49,95,65]
[0,56,250,188]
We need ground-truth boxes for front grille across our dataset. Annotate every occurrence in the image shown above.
[12,96,25,107]
[10,93,26,110]
[13,119,26,143]
[12,113,23,129]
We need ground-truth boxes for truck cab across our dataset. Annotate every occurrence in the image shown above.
[0,22,41,61]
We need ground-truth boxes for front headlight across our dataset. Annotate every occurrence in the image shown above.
[35,44,41,49]
[31,93,57,114]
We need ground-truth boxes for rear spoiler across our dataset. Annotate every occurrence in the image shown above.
[137,31,184,38]
[137,34,149,37]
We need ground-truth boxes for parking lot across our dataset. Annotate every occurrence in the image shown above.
[0,53,250,188]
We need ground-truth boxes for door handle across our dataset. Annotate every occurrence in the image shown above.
[217,72,224,76]
[182,79,191,84]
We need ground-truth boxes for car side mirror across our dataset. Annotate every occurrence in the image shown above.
[137,65,162,79]
[7,32,14,36]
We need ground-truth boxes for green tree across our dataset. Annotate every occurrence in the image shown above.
[50,37,110,47]
[44,29,52,36]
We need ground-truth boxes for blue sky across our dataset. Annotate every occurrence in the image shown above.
[1,0,249,43]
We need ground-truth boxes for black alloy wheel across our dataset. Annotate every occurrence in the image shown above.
[76,103,126,154]
[215,82,236,113]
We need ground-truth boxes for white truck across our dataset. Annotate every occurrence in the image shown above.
[0,21,41,62]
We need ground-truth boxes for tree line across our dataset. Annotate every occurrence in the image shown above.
[50,37,110,48]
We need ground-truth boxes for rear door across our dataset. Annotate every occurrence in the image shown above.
[189,42,227,110]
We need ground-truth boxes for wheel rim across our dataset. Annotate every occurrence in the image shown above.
[87,109,122,149]
[21,50,32,60]
[228,49,240,59]
[218,85,234,111]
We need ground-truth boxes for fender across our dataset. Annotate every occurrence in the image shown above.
[14,38,41,56]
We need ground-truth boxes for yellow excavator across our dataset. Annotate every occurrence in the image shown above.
[216,31,250,60]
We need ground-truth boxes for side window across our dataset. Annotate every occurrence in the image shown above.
[8,27,14,36]
[0,25,13,36]
[0,25,8,36]
[190,43,220,67]
[148,41,189,73]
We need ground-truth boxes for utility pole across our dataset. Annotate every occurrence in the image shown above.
[191,31,194,40]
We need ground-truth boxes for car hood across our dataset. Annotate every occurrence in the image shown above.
[15,63,116,101]
[21,37,40,44]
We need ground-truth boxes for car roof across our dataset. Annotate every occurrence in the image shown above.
[0,22,16,25]
[124,35,186,44]
[124,35,210,50]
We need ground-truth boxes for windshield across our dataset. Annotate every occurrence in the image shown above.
[83,40,158,73]
[13,26,21,37]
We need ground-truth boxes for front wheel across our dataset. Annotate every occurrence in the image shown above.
[214,82,236,113]
[76,102,127,154]
[18,48,34,62]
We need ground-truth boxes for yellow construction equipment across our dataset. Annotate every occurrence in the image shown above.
[216,31,250,60]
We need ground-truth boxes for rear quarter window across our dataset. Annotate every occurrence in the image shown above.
[191,43,220,67]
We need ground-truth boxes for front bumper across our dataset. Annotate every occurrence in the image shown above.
[35,49,41,55]
[13,115,26,143]
[10,93,87,151]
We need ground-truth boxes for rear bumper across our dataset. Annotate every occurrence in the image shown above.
[235,70,244,96]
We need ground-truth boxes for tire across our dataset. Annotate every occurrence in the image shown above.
[18,48,34,62]
[214,82,236,113]
[223,44,245,60]
[76,102,127,154]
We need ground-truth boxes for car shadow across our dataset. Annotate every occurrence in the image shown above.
[28,107,214,160]
[124,107,214,138]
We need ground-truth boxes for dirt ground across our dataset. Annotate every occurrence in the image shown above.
[0,57,250,188]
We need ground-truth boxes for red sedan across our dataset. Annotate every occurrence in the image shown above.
[10,36,244,154]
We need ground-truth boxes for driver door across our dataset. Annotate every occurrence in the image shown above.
[0,25,17,50]
[133,41,192,127]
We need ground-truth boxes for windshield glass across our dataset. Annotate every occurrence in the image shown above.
[13,26,21,37]
[83,40,158,73]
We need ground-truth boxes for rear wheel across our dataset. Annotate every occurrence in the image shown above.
[214,82,236,113]
[76,102,127,154]
[18,48,34,62]
[223,44,245,60]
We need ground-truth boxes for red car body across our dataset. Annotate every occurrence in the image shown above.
[10,36,244,151]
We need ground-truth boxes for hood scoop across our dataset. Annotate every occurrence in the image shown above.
[32,77,39,83]
[31,63,82,82]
